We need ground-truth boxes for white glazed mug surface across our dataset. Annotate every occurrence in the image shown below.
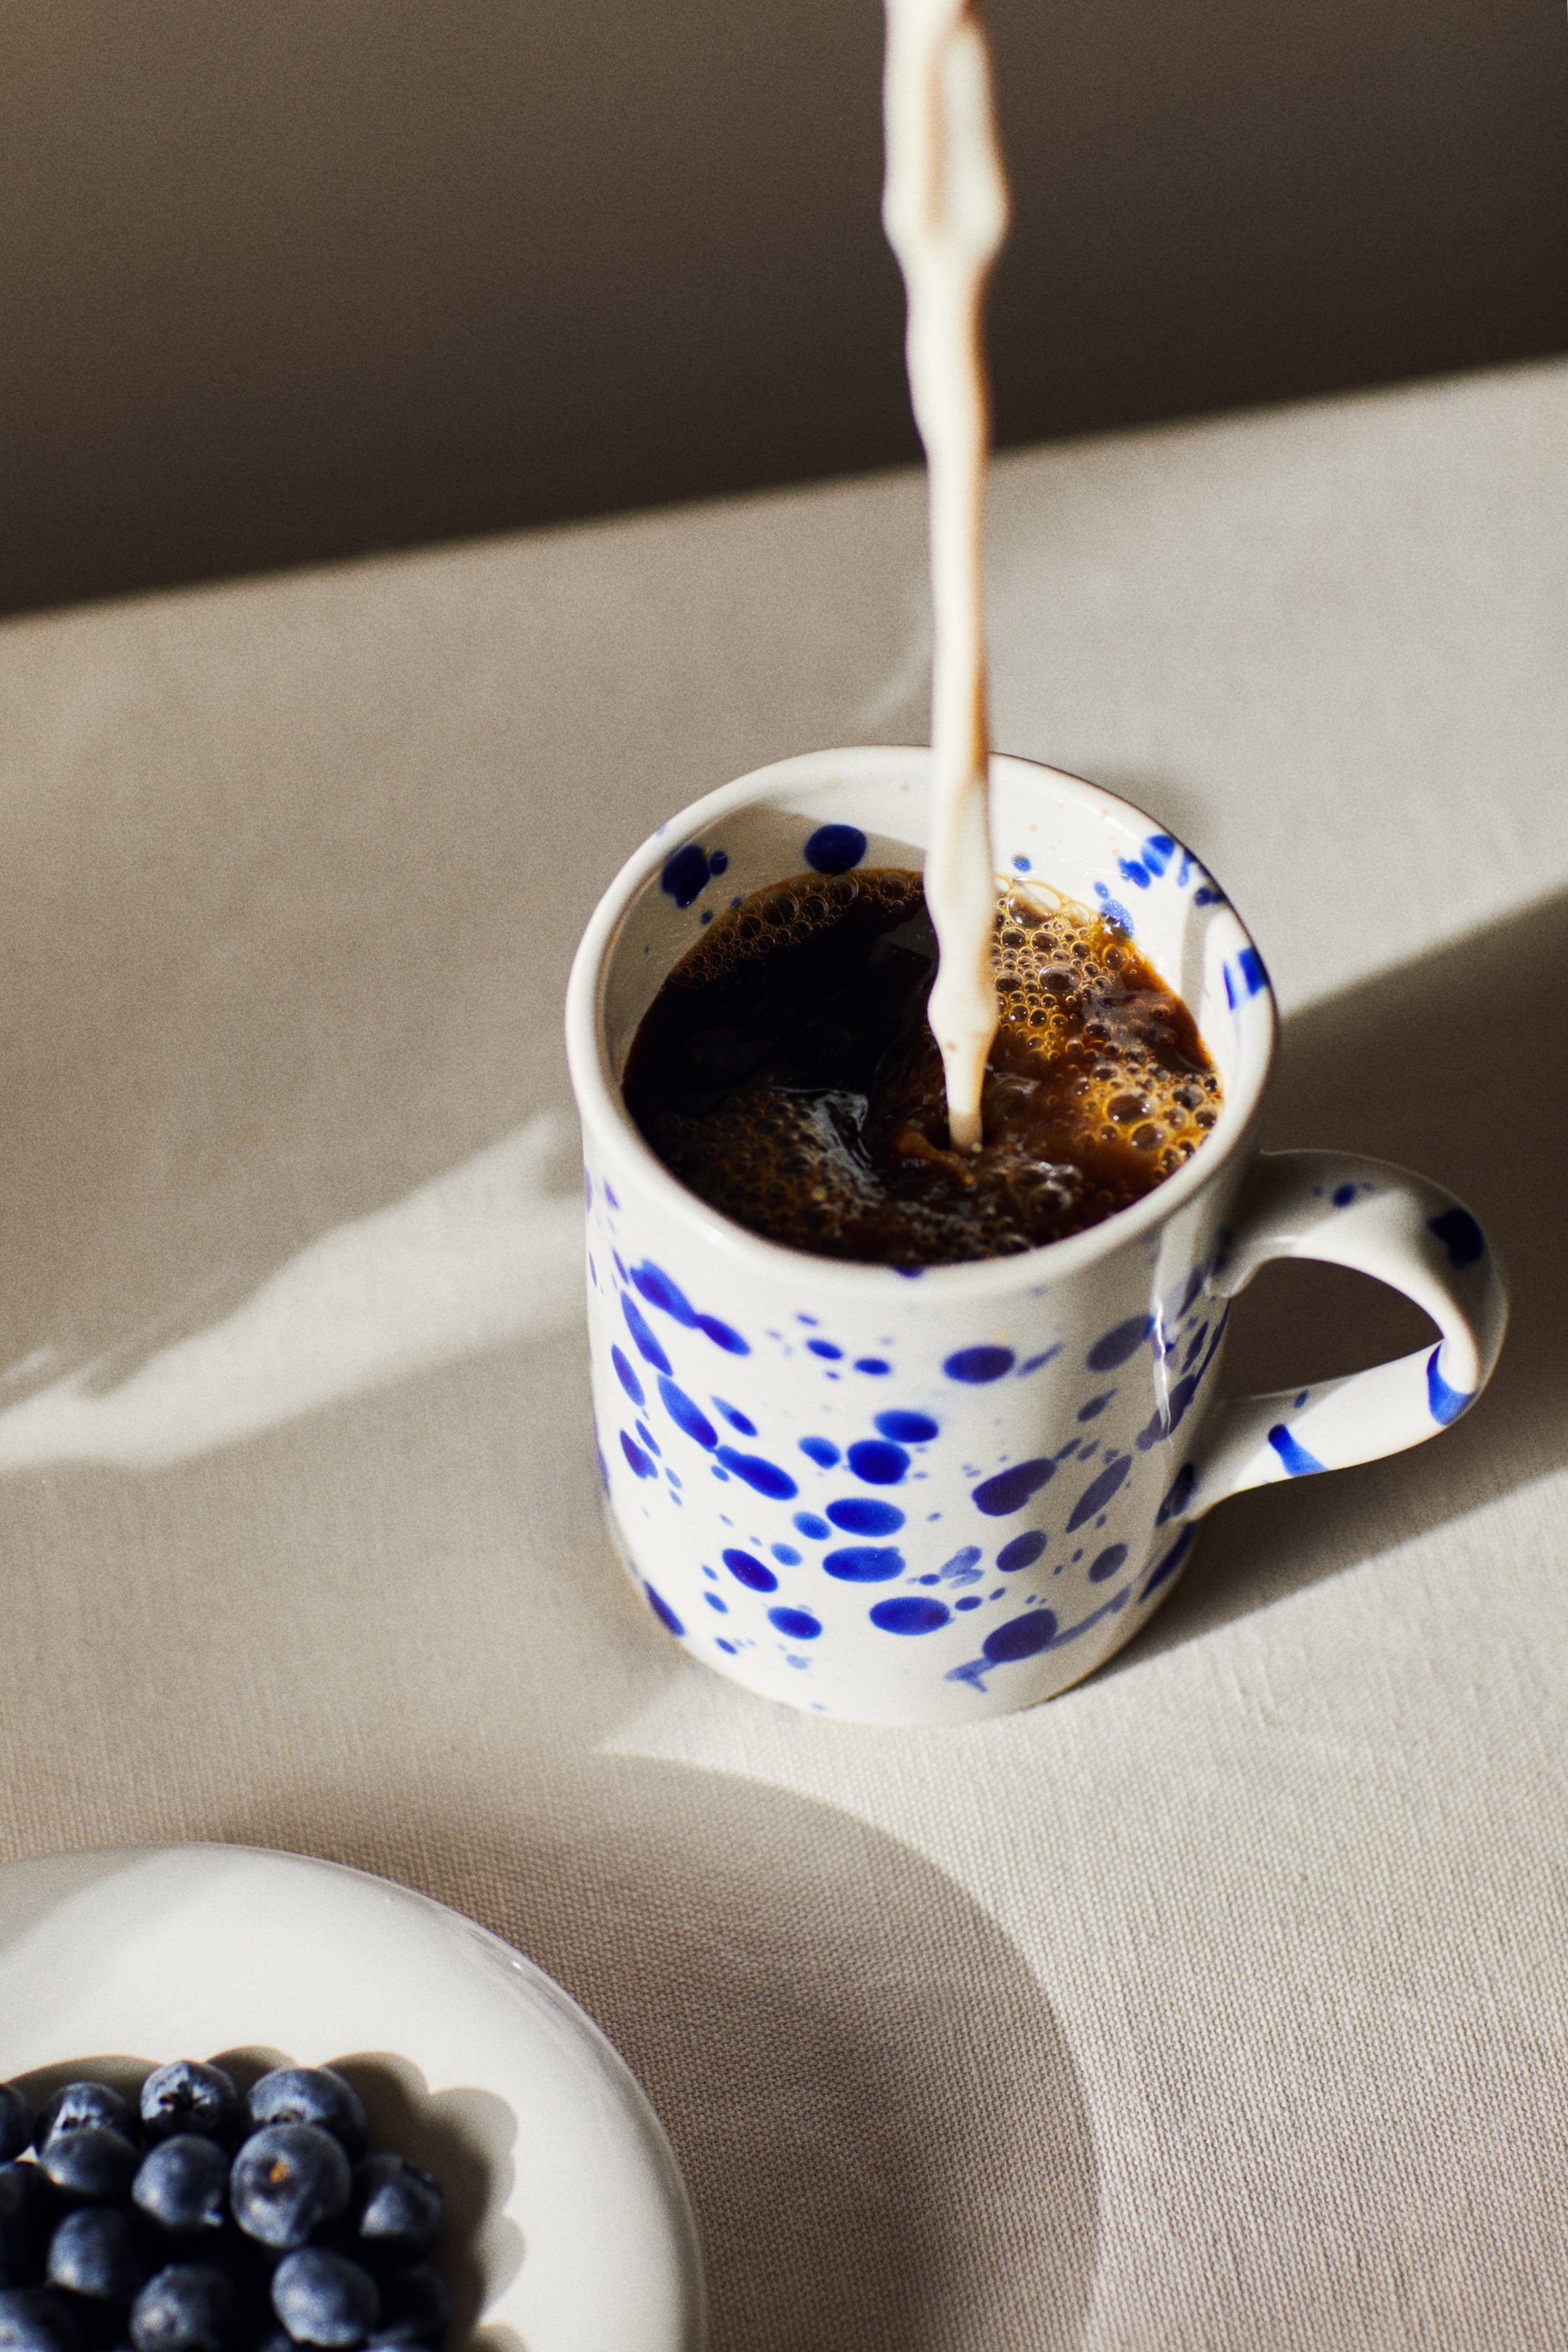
[565,749,1507,1726]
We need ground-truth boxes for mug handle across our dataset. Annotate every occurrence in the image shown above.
[1179,1150,1509,1522]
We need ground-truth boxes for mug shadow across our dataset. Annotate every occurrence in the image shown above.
[228,1762,1101,2352]
[1114,882,1568,1666]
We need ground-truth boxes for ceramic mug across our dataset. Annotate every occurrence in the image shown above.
[564,747,1507,1726]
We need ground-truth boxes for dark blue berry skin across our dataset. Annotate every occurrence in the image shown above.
[229,2129,349,2252]
[0,2287,83,2352]
[243,2079,365,2165]
[270,2250,378,2349]
[38,2131,139,2207]
[0,2095,33,2168]
[138,2071,240,2155]
[346,2163,441,2263]
[131,2141,227,2240]
[127,2266,235,2352]
[0,2167,50,2290]
[364,2267,448,2351]
[45,2208,147,2304]
[34,2091,134,2152]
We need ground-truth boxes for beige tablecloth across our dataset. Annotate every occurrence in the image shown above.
[1,357,1565,2350]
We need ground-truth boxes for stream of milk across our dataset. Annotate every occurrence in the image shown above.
[882,0,1010,1149]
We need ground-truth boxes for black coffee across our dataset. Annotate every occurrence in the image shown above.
[623,869,1221,1266]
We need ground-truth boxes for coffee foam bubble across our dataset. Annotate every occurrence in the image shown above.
[989,883,1219,1178]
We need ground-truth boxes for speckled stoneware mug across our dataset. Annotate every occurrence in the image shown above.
[565,747,1508,1725]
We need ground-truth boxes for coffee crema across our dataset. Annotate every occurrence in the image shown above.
[624,869,1222,1267]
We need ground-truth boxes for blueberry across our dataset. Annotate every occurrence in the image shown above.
[364,2266,449,2351]
[46,2209,147,2303]
[347,2161,441,2261]
[38,2128,139,2205]
[229,2128,349,2251]
[0,2096,33,2169]
[34,2089,134,2151]
[271,2250,379,2349]
[243,2078,365,2163]
[138,2070,240,2154]
[0,2289,81,2352]
[131,2141,228,2238]
[0,2168,49,2290]
[128,2266,235,2352]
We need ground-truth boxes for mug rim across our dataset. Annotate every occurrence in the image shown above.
[565,745,1276,1299]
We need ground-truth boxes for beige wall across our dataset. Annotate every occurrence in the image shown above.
[1,0,1565,617]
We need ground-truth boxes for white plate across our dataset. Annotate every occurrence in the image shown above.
[0,1844,706,2352]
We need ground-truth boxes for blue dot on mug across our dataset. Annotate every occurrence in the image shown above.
[1427,1206,1485,1269]
[846,1437,910,1485]
[944,1345,1015,1383]
[1157,1461,1196,1524]
[658,1376,716,1450]
[660,844,713,908]
[996,1530,1047,1572]
[874,1409,939,1443]
[981,1608,1058,1664]
[799,1436,841,1468]
[793,1511,832,1540]
[1087,1542,1129,1583]
[1065,1455,1131,1531]
[1087,1316,1152,1372]
[973,1457,1055,1516]
[716,1447,798,1499]
[825,1497,905,1536]
[723,1547,778,1593]
[645,1585,685,1636]
[620,1432,656,1480]
[621,1294,671,1376]
[611,1347,645,1407]
[824,1545,905,1583]
[803,823,867,875]
[696,1312,750,1355]
[768,1606,822,1640]
[870,1596,951,1635]
[1424,1344,1471,1428]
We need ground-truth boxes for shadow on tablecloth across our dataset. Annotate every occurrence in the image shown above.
[232,1770,1100,2352]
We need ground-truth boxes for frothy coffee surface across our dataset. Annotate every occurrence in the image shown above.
[623,870,1221,1266]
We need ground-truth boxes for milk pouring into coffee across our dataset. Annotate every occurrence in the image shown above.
[625,0,1224,1262]
[882,0,1010,1151]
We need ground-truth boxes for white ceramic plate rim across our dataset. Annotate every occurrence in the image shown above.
[0,1844,706,2352]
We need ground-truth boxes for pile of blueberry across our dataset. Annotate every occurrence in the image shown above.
[0,2064,448,2352]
